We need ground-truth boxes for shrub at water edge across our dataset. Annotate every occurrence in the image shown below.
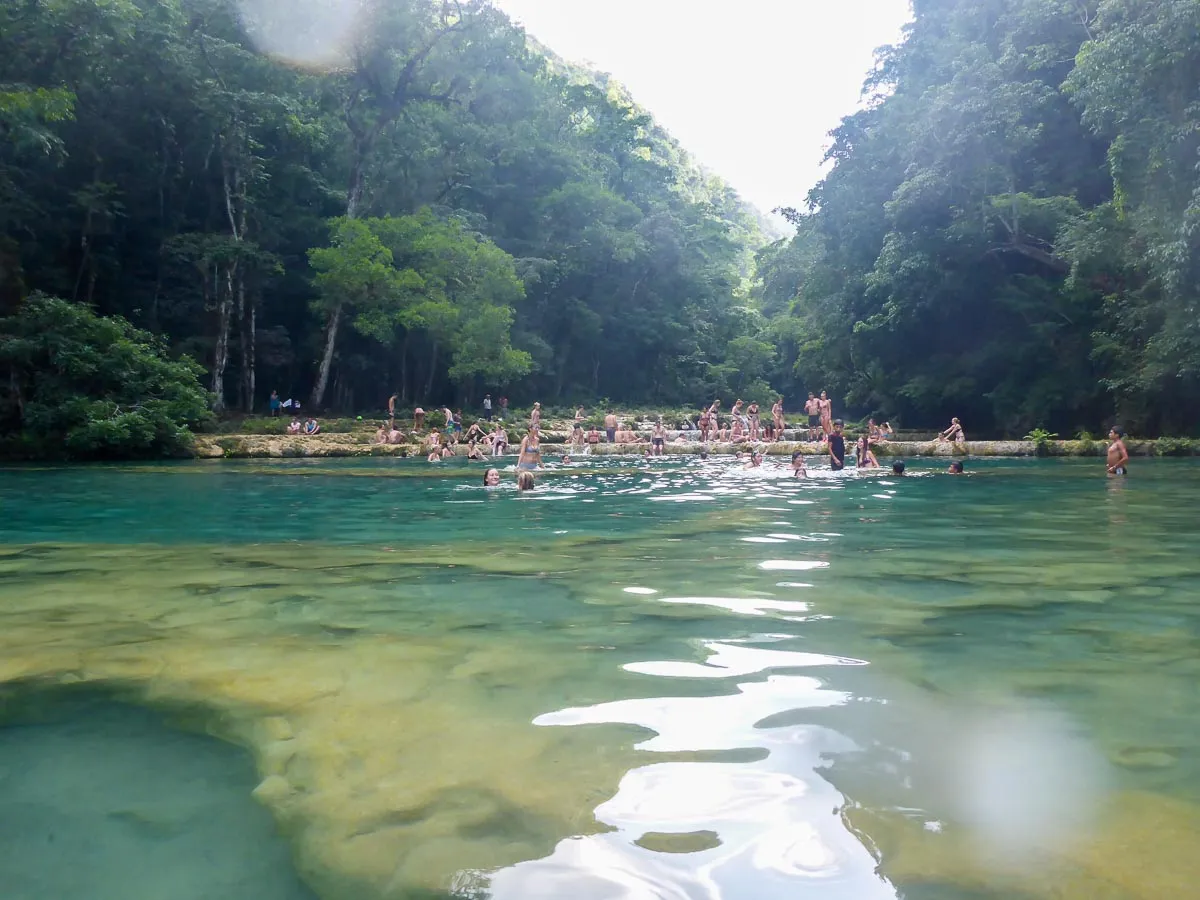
[0,295,212,459]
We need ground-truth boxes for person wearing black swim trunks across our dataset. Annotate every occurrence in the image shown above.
[804,393,820,442]
[651,418,666,456]
[828,419,846,471]
[1107,426,1129,476]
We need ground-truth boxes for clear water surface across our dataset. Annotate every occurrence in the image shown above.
[1,455,1198,900]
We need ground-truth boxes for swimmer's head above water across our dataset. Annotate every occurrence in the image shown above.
[483,468,501,486]
[517,471,535,491]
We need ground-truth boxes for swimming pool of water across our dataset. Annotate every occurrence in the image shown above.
[1,456,1197,899]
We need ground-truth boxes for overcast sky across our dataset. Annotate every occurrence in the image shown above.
[493,0,913,218]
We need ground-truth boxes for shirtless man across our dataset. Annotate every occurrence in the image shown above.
[651,418,666,456]
[804,393,820,442]
[387,393,398,429]
[604,409,618,443]
[772,396,784,441]
[1106,426,1130,476]
[819,391,833,438]
[375,425,389,444]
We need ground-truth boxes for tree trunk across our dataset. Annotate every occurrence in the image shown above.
[399,329,410,403]
[212,264,233,414]
[424,341,438,400]
[311,304,341,409]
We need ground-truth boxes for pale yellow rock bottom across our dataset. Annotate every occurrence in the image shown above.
[2,537,1198,900]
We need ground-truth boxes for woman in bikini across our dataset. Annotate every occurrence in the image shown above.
[772,396,784,441]
[517,426,543,471]
[746,401,760,441]
[938,417,965,443]
[857,434,880,468]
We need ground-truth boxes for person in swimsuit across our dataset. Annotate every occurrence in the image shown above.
[828,419,846,471]
[428,430,441,450]
[938,417,965,443]
[791,450,808,478]
[467,442,487,461]
[517,426,542,470]
[388,426,404,445]
[948,461,964,474]
[413,407,425,431]
[388,393,398,428]
[530,402,542,430]
[772,396,784,441]
[586,426,601,453]
[651,418,666,455]
[699,407,712,443]
[744,450,763,469]
[892,460,906,476]
[1107,426,1129,475]
[375,425,388,444]
[857,434,880,468]
[604,409,617,443]
[490,424,508,457]
[880,422,894,440]
[747,402,760,441]
[570,424,585,450]
[819,391,833,438]
[805,393,820,442]
[483,468,501,486]
[730,416,744,441]
[574,406,586,427]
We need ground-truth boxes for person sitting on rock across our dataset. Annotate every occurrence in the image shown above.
[303,418,320,435]
[388,427,404,444]
[375,425,389,444]
[287,418,302,435]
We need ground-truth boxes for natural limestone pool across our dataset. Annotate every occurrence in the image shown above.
[1,456,1198,899]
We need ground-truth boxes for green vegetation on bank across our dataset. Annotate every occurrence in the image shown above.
[2,0,1200,460]
[753,0,1200,437]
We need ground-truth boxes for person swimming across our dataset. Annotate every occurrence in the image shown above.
[892,460,906,476]
[517,470,535,491]
[948,461,964,474]
[791,450,808,478]
[483,468,501,487]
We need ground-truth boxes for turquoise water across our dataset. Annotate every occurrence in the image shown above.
[1,456,1198,899]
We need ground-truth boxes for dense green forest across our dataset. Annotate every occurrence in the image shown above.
[0,0,772,442]
[2,0,1199,455]
[757,0,1200,436]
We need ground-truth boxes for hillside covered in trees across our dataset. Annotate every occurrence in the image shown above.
[2,0,1199,452]
[0,0,772,430]
[757,0,1200,436]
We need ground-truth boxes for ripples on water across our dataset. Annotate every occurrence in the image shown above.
[1,456,1199,900]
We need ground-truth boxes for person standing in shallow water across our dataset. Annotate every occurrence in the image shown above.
[1107,426,1130,475]
[828,419,847,471]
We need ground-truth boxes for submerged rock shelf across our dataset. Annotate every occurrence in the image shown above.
[195,434,1187,460]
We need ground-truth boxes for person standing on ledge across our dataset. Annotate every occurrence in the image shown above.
[483,393,492,421]
[772,396,785,441]
[819,391,833,439]
[829,419,847,471]
[1107,426,1130,475]
[269,390,281,417]
[805,393,820,442]
[604,409,618,443]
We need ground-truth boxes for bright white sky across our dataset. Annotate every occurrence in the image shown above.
[494,0,913,221]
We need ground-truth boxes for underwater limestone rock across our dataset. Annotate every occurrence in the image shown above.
[847,790,1200,900]
[0,542,656,900]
